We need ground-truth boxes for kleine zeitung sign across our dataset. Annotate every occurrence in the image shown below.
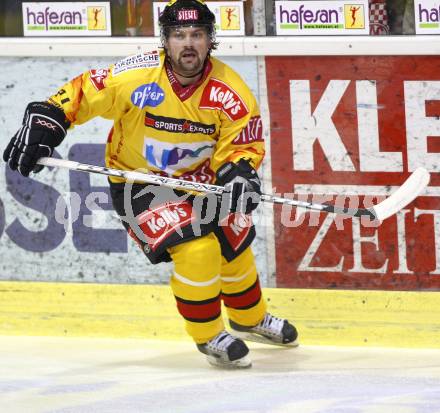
[266,55,440,290]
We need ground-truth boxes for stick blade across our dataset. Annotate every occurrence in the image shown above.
[372,167,430,221]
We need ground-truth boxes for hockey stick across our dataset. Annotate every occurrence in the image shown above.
[37,157,430,221]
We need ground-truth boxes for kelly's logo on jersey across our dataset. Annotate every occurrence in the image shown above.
[145,112,216,135]
[137,201,195,251]
[220,212,252,251]
[199,78,249,121]
[131,83,165,109]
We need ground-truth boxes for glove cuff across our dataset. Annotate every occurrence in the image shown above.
[25,101,70,141]
[216,159,261,194]
[215,161,237,185]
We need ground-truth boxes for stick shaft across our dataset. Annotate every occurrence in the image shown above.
[37,157,429,220]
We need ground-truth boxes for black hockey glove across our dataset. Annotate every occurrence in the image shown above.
[3,101,70,177]
[215,159,262,215]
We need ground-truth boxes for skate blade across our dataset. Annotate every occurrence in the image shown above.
[231,330,299,348]
[206,355,252,369]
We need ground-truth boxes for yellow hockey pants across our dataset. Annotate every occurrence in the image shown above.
[168,233,267,344]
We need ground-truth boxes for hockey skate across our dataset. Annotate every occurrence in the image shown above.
[229,313,299,347]
[197,330,252,369]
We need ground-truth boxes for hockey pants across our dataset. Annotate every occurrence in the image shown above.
[168,232,267,344]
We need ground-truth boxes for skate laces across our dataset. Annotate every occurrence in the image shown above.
[207,331,236,352]
[257,314,284,335]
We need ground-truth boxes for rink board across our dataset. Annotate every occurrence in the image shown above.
[0,281,439,348]
[266,55,440,290]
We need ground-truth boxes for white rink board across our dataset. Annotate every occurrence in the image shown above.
[0,56,269,285]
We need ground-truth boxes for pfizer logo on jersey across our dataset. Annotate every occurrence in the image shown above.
[131,83,165,109]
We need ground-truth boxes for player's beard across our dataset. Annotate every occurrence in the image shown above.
[172,48,204,77]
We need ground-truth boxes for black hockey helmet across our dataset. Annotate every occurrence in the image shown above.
[159,0,215,29]
[159,0,217,51]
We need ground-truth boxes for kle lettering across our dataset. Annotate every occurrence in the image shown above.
[290,79,440,172]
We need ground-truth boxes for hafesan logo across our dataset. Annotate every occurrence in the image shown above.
[275,0,369,35]
[414,0,440,33]
[22,2,112,36]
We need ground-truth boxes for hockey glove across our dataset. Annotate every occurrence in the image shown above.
[3,101,70,176]
[215,159,262,215]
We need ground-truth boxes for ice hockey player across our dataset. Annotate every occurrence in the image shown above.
[3,0,298,368]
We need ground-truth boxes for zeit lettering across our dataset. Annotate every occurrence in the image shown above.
[296,209,440,274]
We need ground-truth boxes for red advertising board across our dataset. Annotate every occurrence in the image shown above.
[266,56,440,290]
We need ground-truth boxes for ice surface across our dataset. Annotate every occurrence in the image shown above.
[1,336,439,413]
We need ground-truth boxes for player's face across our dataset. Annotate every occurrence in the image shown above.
[165,26,211,77]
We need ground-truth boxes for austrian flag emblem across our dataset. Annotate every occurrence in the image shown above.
[199,78,249,121]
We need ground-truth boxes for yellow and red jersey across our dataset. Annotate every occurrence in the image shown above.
[48,49,265,183]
